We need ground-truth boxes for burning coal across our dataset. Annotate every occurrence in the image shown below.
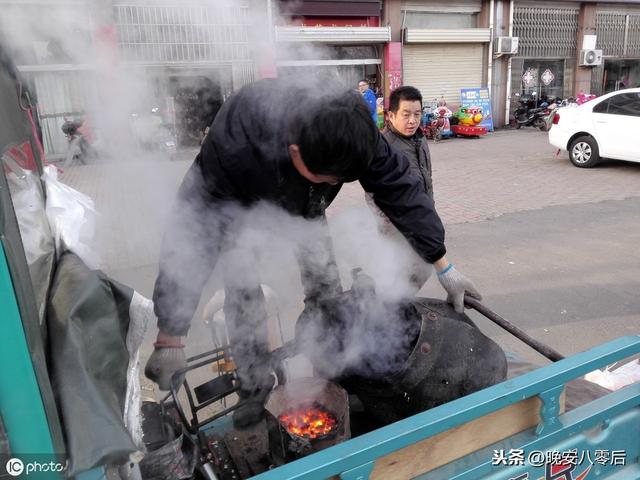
[278,403,337,439]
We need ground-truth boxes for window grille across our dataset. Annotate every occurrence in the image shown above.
[513,7,579,58]
[114,4,252,64]
[624,14,640,57]
[596,13,627,57]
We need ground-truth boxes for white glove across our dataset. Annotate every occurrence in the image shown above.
[436,263,482,313]
[145,344,186,391]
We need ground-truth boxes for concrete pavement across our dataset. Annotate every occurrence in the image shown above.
[331,129,640,225]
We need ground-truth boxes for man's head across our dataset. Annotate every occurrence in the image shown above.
[288,90,377,185]
[358,80,369,94]
[388,86,423,137]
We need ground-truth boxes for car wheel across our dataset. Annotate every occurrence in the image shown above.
[569,136,599,168]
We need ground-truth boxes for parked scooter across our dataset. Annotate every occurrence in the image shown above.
[513,92,548,130]
[539,99,561,132]
[61,118,95,166]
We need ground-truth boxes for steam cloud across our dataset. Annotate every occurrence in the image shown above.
[1,0,432,385]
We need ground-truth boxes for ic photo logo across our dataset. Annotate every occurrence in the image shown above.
[5,458,24,477]
[3,457,66,477]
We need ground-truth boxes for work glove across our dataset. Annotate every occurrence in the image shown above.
[144,342,187,391]
[436,263,482,313]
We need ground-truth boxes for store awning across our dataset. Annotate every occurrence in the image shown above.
[275,26,391,44]
[404,28,491,43]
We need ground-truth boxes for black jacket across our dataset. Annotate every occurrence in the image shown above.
[382,124,433,198]
[153,79,446,336]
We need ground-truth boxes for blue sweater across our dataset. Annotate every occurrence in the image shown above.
[362,88,378,124]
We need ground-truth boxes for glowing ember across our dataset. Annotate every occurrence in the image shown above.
[278,404,337,439]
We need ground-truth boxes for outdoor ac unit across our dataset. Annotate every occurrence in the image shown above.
[496,37,519,55]
[579,49,603,66]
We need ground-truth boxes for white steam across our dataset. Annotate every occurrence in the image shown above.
[1,0,430,384]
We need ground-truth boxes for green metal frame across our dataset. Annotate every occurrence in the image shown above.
[247,336,640,480]
[0,244,59,468]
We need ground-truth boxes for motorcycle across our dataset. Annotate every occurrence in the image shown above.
[513,92,548,130]
[539,100,560,132]
[61,118,95,166]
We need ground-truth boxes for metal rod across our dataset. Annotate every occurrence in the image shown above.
[187,345,230,363]
[464,296,565,362]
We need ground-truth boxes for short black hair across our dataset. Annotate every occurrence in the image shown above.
[388,86,423,113]
[289,90,377,182]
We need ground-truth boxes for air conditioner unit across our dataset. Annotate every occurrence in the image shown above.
[495,37,519,55]
[579,49,603,66]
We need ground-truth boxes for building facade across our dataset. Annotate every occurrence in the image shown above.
[2,0,639,157]
[0,0,261,157]
[510,1,640,119]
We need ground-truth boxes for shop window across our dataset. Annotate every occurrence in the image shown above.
[602,59,640,93]
[521,60,565,102]
[593,92,640,117]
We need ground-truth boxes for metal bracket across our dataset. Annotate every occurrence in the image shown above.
[535,385,564,436]
[340,461,375,480]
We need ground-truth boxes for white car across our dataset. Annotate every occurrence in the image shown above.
[549,88,640,168]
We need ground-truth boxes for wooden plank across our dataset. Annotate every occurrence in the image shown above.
[368,393,565,480]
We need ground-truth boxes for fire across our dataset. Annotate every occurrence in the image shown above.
[278,404,337,439]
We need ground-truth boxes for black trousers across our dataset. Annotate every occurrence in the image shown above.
[222,216,342,394]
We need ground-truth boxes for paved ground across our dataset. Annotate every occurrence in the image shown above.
[332,129,640,224]
[60,128,640,396]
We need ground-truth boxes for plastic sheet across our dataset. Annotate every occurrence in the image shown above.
[125,291,154,450]
[47,252,137,475]
[42,164,98,268]
[3,155,55,324]
[585,359,640,391]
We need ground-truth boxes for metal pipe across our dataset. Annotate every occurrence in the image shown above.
[201,463,219,480]
[504,0,514,126]
[464,296,565,362]
[488,0,494,97]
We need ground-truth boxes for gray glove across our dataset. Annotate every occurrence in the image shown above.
[144,345,187,391]
[436,264,482,313]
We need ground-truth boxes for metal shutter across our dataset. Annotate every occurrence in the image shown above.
[402,43,483,107]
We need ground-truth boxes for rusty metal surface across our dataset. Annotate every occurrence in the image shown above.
[223,419,271,479]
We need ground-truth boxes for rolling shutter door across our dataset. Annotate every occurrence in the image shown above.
[403,43,483,106]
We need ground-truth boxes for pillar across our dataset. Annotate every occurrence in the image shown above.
[574,3,598,95]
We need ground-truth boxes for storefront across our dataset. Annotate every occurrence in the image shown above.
[519,59,566,100]
[402,42,486,107]
[510,3,579,118]
[593,7,640,94]
[275,0,387,90]
[401,2,489,107]
[601,59,640,92]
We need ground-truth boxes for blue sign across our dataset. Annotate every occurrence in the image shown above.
[460,88,494,131]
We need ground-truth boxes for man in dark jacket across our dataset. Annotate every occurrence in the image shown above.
[384,86,433,197]
[367,86,434,291]
[145,78,481,427]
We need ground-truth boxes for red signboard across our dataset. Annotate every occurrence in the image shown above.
[289,16,380,27]
[383,42,402,108]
